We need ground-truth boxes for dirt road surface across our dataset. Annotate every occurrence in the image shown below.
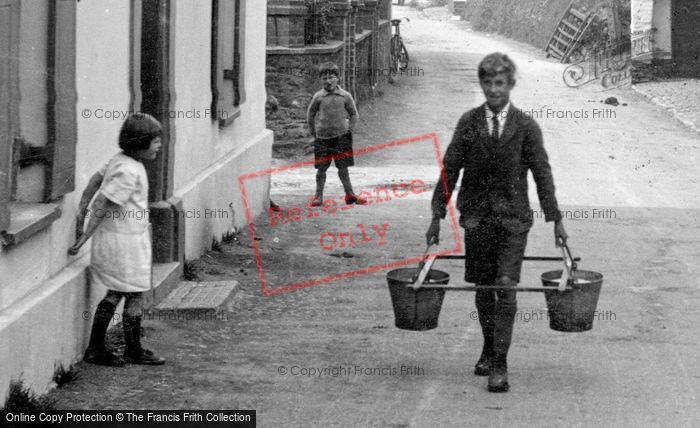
[48,6,700,427]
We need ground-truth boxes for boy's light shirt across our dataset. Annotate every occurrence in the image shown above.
[484,101,510,138]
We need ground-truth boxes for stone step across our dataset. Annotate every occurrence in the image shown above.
[155,280,238,312]
[141,262,181,309]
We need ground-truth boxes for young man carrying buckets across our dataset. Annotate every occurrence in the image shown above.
[426,53,568,393]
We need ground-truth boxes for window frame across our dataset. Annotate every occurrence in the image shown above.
[0,0,77,247]
[210,0,246,127]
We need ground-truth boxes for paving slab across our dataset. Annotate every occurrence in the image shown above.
[155,280,238,311]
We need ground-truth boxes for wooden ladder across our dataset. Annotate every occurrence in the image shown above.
[545,0,594,63]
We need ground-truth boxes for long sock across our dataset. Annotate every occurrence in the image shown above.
[492,291,517,370]
[87,300,117,351]
[475,289,496,359]
[123,315,143,356]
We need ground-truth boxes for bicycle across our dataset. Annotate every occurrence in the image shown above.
[390,18,409,74]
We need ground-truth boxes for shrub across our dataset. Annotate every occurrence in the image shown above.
[305,0,334,44]
[52,363,79,388]
[1,379,56,416]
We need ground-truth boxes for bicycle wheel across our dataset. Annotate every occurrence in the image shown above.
[398,42,409,72]
[390,35,401,74]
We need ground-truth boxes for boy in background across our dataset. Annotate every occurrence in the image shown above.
[307,62,366,206]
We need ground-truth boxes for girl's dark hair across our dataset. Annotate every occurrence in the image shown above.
[119,113,162,153]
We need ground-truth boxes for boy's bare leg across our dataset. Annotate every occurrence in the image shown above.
[337,167,353,195]
[314,165,329,204]
[339,167,367,204]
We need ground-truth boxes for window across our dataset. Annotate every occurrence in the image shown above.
[0,0,77,242]
[211,0,246,127]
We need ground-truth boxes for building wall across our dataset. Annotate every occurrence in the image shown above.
[355,33,373,102]
[631,0,700,80]
[652,0,671,56]
[0,0,133,402]
[170,0,272,259]
[0,0,131,313]
[631,0,671,59]
[0,0,272,402]
[16,1,50,203]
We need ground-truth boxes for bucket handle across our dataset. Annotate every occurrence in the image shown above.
[411,242,437,288]
[558,241,577,290]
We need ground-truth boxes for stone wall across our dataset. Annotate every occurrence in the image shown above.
[266,46,345,158]
[377,21,392,80]
[463,0,629,52]
[266,1,392,158]
[632,59,700,82]
[355,33,373,101]
[266,29,390,158]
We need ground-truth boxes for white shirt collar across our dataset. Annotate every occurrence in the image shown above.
[485,102,510,137]
[484,102,510,121]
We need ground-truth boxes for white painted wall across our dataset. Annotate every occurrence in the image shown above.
[632,0,653,33]
[631,0,672,60]
[1,0,272,402]
[0,0,131,312]
[170,0,272,258]
[0,0,132,400]
[652,0,671,57]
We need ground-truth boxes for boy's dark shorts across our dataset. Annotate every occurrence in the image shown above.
[462,217,528,284]
[314,132,354,169]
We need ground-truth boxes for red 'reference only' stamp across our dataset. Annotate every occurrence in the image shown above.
[238,134,462,296]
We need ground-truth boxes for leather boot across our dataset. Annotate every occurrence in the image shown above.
[474,289,496,376]
[84,300,124,366]
[123,315,165,365]
[488,290,516,392]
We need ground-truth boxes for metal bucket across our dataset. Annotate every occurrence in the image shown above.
[387,268,449,331]
[541,269,604,332]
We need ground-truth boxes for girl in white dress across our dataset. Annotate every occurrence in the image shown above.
[69,113,164,366]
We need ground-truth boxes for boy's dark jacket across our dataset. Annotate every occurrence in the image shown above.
[432,103,562,233]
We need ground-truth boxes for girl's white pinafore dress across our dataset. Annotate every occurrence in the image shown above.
[90,152,151,293]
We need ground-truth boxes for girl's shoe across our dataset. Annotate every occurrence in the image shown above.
[310,196,323,207]
[122,315,165,365]
[83,348,125,367]
[124,348,166,365]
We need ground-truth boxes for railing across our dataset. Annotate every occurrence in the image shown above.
[631,29,653,59]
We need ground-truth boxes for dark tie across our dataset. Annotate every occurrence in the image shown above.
[491,115,499,141]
